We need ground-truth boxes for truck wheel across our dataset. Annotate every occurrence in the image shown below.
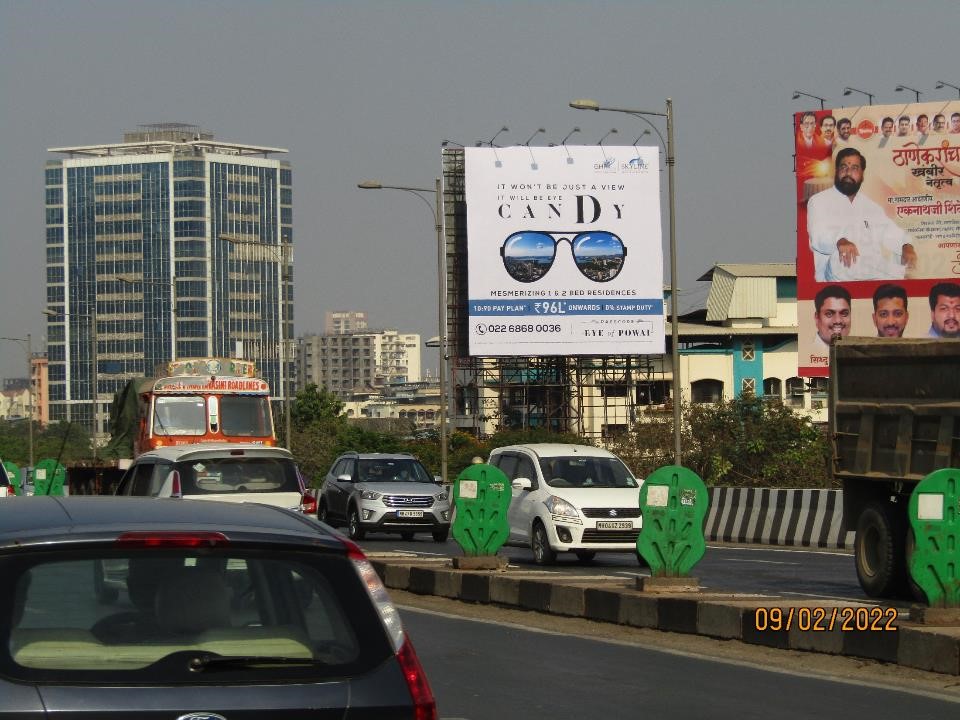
[854,502,905,598]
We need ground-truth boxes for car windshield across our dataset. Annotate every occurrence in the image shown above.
[153,396,206,436]
[2,549,392,682]
[538,456,638,489]
[220,396,274,437]
[178,457,301,495]
[357,458,432,484]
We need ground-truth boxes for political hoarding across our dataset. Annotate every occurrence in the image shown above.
[465,145,665,356]
[795,101,960,376]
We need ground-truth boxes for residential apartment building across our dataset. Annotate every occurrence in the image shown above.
[324,311,367,335]
[44,124,292,439]
[297,329,422,399]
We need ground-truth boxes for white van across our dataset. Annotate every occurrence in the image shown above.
[488,443,643,565]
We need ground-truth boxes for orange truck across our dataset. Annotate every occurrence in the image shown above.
[106,358,277,460]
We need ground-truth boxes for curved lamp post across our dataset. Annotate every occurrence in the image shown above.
[570,97,682,465]
[357,179,448,483]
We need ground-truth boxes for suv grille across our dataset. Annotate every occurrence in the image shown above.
[581,507,642,519]
[383,495,434,508]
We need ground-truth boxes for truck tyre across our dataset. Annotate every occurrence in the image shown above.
[854,502,906,598]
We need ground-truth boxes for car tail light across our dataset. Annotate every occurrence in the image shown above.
[300,489,318,515]
[397,636,438,720]
[344,542,437,720]
[345,542,404,649]
[170,470,182,499]
[115,531,229,548]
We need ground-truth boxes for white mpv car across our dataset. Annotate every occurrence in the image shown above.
[488,443,643,565]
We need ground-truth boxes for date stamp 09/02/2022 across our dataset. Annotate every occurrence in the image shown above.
[754,606,899,633]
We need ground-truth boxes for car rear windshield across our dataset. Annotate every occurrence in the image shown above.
[178,456,301,495]
[1,547,393,683]
[357,458,433,483]
[538,456,639,488]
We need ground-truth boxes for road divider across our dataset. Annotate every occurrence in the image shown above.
[705,488,854,549]
[370,555,960,676]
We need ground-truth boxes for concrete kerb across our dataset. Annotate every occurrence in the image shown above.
[369,556,960,677]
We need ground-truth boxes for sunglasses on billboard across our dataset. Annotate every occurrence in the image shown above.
[500,230,627,283]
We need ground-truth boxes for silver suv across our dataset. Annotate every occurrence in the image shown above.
[318,452,451,542]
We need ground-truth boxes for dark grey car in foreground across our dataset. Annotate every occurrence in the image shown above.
[0,497,437,719]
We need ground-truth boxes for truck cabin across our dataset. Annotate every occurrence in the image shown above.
[140,377,275,452]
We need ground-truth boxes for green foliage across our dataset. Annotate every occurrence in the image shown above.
[609,396,833,488]
[290,384,345,427]
[0,420,94,467]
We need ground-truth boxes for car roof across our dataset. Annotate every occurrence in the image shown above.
[490,443,618,459]
[0,496,340,550]
[340,452,416,460]
[134,443,294,462]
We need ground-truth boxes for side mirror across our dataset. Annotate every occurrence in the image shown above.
[337,474,353,483]
[511,477,533,491]
[433,475,443,485]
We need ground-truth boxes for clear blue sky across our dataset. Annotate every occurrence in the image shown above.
[2,0,957,377]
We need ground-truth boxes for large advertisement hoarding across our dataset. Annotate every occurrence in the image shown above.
[465,145,665,356]
[795,101,960,375]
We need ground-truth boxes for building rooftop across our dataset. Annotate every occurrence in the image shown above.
[49,124,287,158]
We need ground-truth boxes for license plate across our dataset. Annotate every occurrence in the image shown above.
[397,510,424,519]
[596,520,633,530]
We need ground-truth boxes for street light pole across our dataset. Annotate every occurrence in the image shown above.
[221,234,293,447]
[570,97,682,465]
[1,335,35,469]
[357,179,448,484]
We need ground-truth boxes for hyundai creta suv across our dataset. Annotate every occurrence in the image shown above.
[317,453,451,542]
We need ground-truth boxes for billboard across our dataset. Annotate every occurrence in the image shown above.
[464,145,664,356]
[795,101,960,375]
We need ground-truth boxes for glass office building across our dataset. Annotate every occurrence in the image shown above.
[44,124,293,440]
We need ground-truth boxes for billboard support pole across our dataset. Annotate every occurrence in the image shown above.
[570,98,682,465]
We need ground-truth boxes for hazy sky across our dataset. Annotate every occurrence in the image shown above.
[2,0,957,377]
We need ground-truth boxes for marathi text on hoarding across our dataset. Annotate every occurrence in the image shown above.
[795,101,960,375]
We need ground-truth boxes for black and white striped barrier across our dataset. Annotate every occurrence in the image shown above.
[704,487,855,549]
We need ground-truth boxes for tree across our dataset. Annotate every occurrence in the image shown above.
[290,384,345,429]
[609,396,832,488]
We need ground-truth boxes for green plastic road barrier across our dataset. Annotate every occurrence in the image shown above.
[452,464,511,556]
[32,459,67,496]
[3,461,21,496]
[908,468,960,608]
[637,465,709,577]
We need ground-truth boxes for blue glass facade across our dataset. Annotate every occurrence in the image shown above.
[45,138,292,437]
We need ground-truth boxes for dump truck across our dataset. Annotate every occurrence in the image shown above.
[830,337,960,599]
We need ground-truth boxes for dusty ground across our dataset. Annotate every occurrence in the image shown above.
[393,589,960,702]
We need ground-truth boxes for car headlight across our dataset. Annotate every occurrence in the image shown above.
[360,490,382,501]
[434,490,447,502]
[544,495,580,519]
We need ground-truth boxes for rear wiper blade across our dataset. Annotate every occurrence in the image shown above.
[189,654,325,672]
